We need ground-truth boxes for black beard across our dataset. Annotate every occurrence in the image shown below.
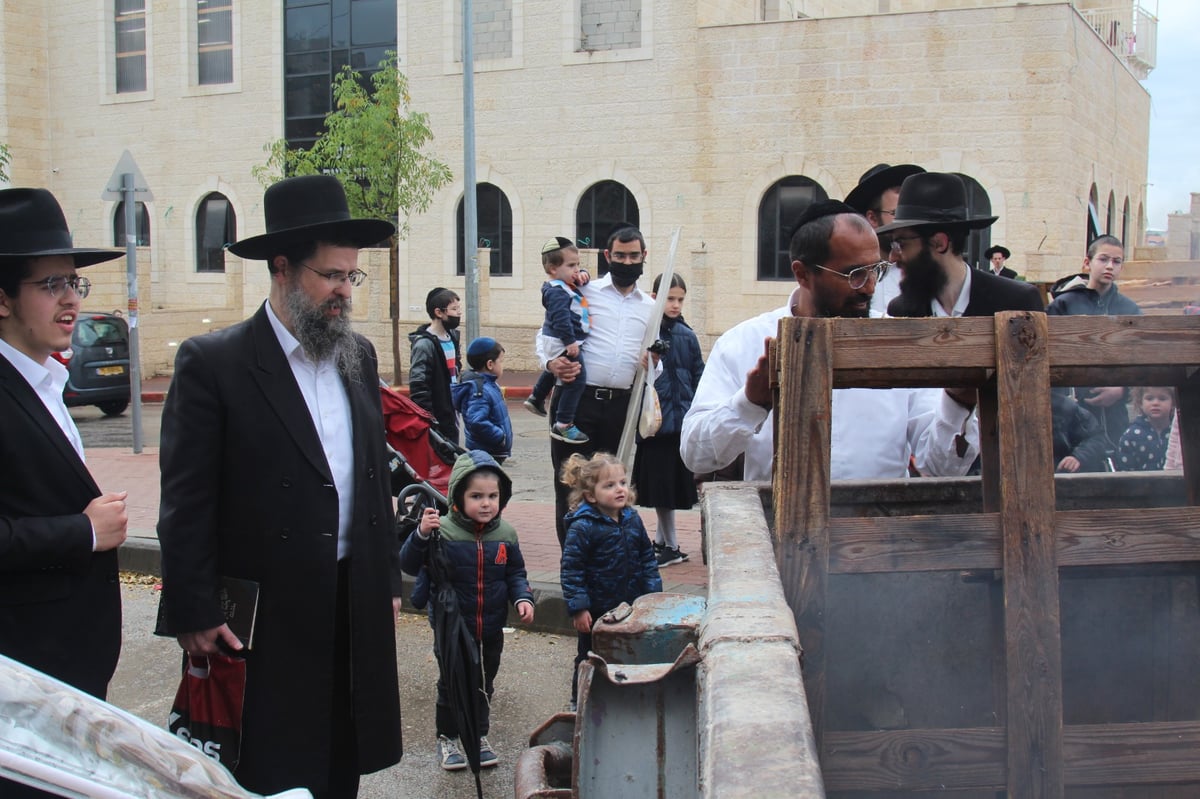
[898,243,949,306]
[285,282,363,382]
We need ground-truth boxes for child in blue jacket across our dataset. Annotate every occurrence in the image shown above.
[452,337,513,462]
[400,450,534,771]
[559,451,662,707]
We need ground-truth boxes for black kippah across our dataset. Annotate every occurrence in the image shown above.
[787,200,859,241]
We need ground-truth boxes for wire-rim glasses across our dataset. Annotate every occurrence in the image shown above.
[22,275,91,299]
[297,261,367,287]
[811,261,889,290]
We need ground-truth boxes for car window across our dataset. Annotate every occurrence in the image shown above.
[75,319,126,348]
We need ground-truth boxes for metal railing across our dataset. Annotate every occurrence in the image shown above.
[1076,2,1158,77]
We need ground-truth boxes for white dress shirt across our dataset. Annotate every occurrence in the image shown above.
[265,301,356,560]
[681,289,978,482]
[577,273,655,389]
[931,264,973,318]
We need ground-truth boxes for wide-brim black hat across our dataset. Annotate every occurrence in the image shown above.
[875,172,998,234]
[843,163,925,214]
[984,245,1011,260]
[0,188,123,267]
[227,175,395,260]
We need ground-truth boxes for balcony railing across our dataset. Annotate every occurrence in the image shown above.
[1076,2,1158,78]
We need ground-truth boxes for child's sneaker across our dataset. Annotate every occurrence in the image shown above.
[523,397,547,417]
[656,547,688,567]
[437,735,467,771]
[550,423,590,444]
[478,736,499,768]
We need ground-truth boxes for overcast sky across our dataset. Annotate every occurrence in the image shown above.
[1142,0,1200,231]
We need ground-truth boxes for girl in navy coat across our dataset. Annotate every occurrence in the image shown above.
[632,273,704,566]
[560,452,662,706]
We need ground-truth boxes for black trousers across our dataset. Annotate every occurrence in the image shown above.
[549,386,633,545]
[313,558,359,799]
[435,633,503,739]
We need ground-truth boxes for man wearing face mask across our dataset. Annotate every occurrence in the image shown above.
[545,225,657,545]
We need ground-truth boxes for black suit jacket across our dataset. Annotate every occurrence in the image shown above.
[888,265,1043,318]
[157,303,402,793]
[992,266,1019,280]
[0,355,118,699]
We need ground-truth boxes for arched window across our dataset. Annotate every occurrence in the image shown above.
[196,192,235,273]
[113,201,150,247]
[457,183,512,276]
[576,180,639,264]
[757,176,828,280]
[1106,190,1116,235]
[953,174,993,269]
[1087,184,1101,244]
[1122,197,1130,245]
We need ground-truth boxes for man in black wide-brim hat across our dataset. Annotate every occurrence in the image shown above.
[881,172,1042,319]
[0,187,130,799]
[157,175,404,798]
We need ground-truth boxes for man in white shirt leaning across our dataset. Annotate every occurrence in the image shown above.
[681,200,979,482]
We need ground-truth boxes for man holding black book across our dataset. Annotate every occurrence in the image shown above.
[157,176,404,799]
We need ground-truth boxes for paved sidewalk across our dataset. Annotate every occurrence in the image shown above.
[105,373,707,634]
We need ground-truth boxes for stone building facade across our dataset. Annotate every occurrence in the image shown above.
[0,0,1156,377]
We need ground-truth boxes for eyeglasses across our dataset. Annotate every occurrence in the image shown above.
[297,261,367,287]
[877,209,897,220]
[607,250,645,264]
[811,261,890,290]
[22,275,91,299]
[1091,254,1124,268]
[889,235,923,252]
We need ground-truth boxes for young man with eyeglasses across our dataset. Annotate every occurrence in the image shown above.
[0,188,131,799]
[1045,234,1141,451]
[157,175,404,799]
[843,163,926,317]
[681,201,979,482]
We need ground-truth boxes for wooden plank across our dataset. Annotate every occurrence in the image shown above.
[1177,376,1200,505]
[772,317,834,742]
[1055,508,1200,566]
[822,727,1005,791]
[1049,364,1193,387]
[821,722,1200,791]
[1062,721,1200,786]
[995,311,1064,798]
[1045,316,1200,368]
[828,508,1200,573]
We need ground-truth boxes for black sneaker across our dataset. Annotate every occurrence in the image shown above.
[523,397,547,417]
[656,547,688,567]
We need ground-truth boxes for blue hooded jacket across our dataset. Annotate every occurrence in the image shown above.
[451,370,512,460]
[400,450,532,639]
[560,502,662,617]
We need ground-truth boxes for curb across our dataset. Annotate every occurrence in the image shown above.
[117,538,702,636]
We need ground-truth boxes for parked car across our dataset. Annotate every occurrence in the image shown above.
[51,311,131,417]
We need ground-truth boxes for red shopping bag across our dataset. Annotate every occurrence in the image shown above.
[168,654,247,770]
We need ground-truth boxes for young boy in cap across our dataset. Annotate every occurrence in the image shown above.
[528,236,590,444]
[453,336,513,462]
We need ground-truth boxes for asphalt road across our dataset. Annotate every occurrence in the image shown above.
[111,576,576,799]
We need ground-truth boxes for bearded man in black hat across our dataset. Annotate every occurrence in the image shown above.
[157,175,403,798]
[0,187,130,798]
[843,163,925,316]
[882,173,1041,318]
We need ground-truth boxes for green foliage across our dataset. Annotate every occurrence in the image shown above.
[253,54,452,239]
[0,143,11,183]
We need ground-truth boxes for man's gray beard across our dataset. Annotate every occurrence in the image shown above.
[285,283,364,383]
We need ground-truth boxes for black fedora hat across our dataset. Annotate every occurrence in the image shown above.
[843,163,925,214]
[875,172,998,234]
[227,175,395,260]
[984,245,1011,260]
[0,188,123,267]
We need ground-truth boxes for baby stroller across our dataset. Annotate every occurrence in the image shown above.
[380,382,462,528]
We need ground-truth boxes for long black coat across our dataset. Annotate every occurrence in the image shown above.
[0,356,119,699]
[888,265,1044,318]
[158,303,402,795]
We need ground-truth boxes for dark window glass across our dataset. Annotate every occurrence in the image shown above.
[576,181,639,275]
[284,0,395,150]
[1106,190,1116,235]
[757,176,827,281]
[113,202,151,247]
[115,0,144,15]
[953,173,992,269]
[1122,197,1130,245]
[197,0,235,86]
[196,193,236,273]
[115,1,147,93]
[457,183,513,277]
[1087,184,1101,244]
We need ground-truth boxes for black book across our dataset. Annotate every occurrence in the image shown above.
[155,576,260,650]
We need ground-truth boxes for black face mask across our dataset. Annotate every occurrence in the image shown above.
[607,263,643,288]
[442,314,461,331]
